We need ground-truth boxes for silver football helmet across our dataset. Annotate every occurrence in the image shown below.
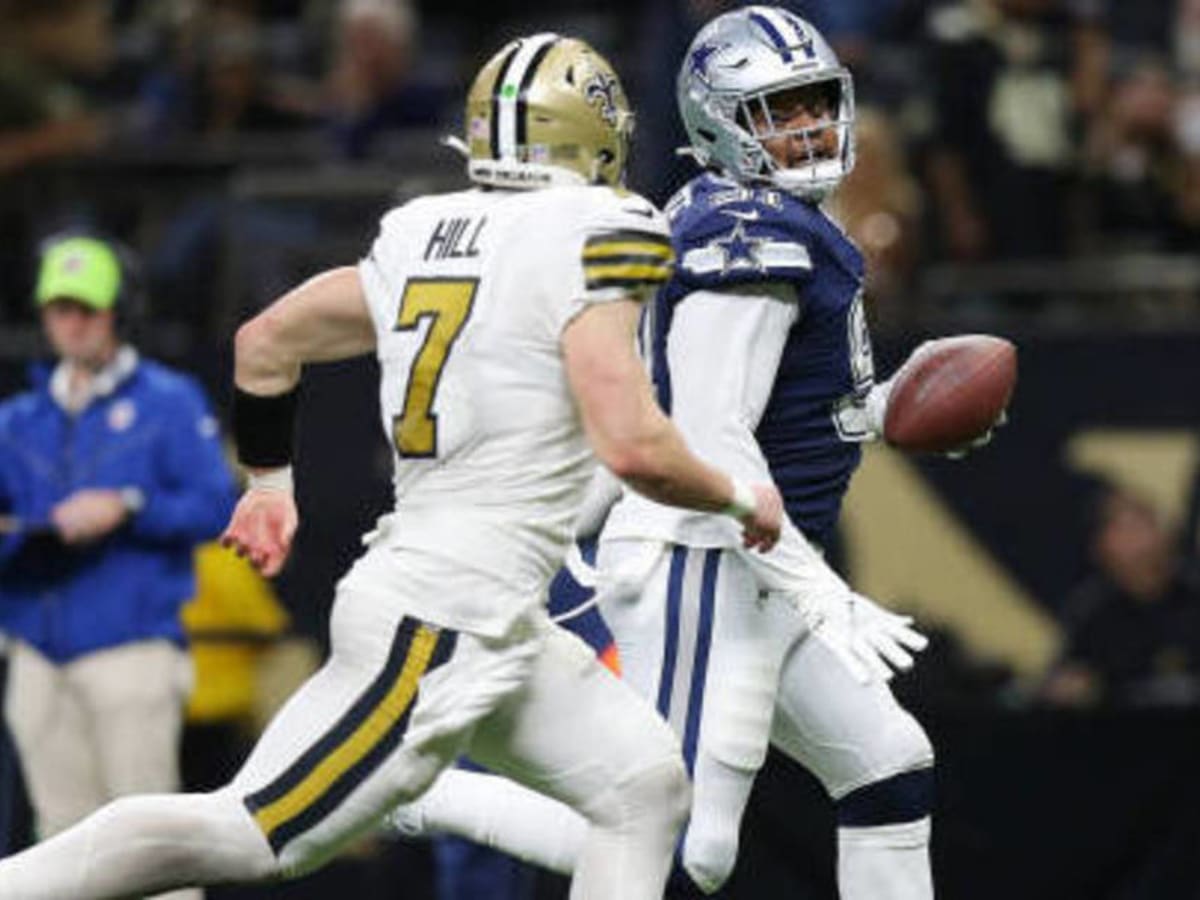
[677,6,855,200]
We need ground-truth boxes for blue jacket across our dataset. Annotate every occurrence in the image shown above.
[0,353,237,663]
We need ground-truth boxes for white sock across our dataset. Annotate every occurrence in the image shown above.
[682,753,757,893]
[838,817,933,900]
[0,791,276,900]
[392,768,587,875]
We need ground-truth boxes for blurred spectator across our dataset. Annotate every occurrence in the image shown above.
[784,0,907,70]
[1180,0,1200,78]
[1105,0,1176,54]
[923,0,1107,262]
[829,106,924,327]
[0,0,113,174]
[0,233,235,898]
[1040,484,1200,708]
[629,0,738,203]
[1078,53,1200,252]
[137,1,312,144]
[322,0,448,158]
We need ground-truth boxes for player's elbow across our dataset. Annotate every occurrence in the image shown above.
[602,441,678,499]
[601,437,660,485]
[234,309,293,388]
[234,315,272,370]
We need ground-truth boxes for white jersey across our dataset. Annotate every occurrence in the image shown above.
[604,283,799,548]
[349,184,671,637]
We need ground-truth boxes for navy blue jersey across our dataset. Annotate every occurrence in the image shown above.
[547,537,619,670]
[652,173,874,548]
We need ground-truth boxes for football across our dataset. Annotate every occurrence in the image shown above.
[883,335,1017,454]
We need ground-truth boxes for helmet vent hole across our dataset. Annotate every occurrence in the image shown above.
[697,127,717,144]
[565,65,575,85]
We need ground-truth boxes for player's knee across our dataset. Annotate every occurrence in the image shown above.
[653,755,693,834]
[629,754,692,834]
[590,753,691,839]
[893,716,935,773]
[682,820,739,894]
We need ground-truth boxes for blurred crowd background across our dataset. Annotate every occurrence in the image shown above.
[4,0,1200,334]
[3,0,1200,897]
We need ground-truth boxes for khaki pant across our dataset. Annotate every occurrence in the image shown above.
[5,638,202,900]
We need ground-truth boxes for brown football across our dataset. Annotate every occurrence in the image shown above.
[883,335,1017,454]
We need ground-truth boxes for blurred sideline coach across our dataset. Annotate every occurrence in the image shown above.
[0,232,235,863]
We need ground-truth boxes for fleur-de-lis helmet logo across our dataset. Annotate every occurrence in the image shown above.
[584,72,620,126]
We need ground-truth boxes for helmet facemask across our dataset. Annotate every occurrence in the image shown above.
[733,71,855,200]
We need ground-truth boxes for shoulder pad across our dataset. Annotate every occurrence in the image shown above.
[580,186,670,238]
[671,176,815,289]
[579,187,673,292]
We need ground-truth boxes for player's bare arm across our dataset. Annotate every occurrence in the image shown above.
[223,266,377,575]
[233,266,377,394]
[562,298,782,551]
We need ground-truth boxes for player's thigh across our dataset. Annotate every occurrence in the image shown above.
[771,635,933,798]
[72,640,192,795]
[595,539,672,704]
[226,584,462,875]
[466,620,683,820]
[600,541,803,772]
[695,562,805,772]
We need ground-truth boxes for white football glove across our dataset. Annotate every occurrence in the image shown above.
[811,592,929,685]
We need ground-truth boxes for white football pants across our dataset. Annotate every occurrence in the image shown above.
[0,560,689,900]
[398,540,935,899]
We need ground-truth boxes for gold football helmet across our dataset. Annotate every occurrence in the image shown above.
[460,33,634,189]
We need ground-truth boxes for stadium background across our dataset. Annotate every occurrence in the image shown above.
[2,0,1200,897]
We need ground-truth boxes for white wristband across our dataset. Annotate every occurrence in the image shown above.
[721,476,757,519]
[247,466,294,494]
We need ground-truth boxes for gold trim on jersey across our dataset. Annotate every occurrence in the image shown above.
[583,230,674,290]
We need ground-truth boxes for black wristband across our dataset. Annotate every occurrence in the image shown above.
[233,386,298,468]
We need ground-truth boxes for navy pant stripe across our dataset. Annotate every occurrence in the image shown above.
[681,549,719,775]
[657,546,687,718]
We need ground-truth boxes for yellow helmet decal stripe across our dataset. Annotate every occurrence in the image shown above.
[495,33,560,160]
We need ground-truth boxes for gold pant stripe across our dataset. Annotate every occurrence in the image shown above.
[251,625,440,838]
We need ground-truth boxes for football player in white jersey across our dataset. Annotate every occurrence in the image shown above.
[0,34,784,900]
[384,8,939,900]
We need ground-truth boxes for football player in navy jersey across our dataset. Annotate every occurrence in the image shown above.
[388,8,936,899]
[600,10,936,897]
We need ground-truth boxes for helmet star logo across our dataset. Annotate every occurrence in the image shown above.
[689,41,727,85]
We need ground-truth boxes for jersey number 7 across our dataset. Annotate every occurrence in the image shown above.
[392,278,478,457]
